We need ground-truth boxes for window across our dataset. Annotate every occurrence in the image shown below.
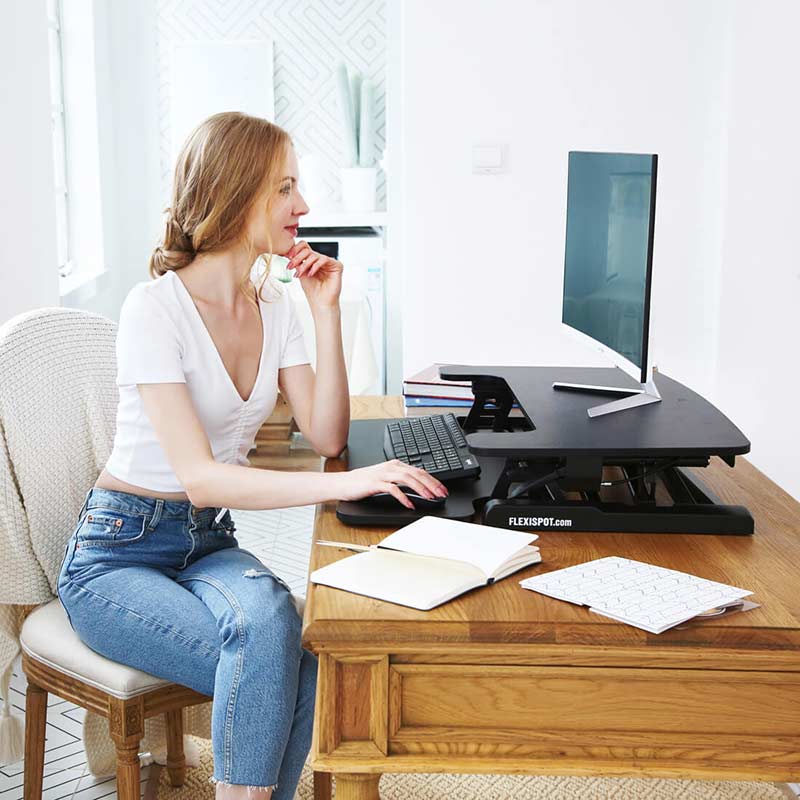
[47,0,108,298]
[46,0,71,279]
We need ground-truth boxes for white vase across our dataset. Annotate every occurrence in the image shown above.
[341,166,377,212]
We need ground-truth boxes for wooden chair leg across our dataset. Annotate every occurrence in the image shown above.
[164,708,186,786]
[23,681,48,800]
[113,741,143,800]
[108,696,144,800]
[313,770,332,800]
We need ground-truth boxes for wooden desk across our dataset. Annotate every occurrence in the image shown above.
[302,397,800,800]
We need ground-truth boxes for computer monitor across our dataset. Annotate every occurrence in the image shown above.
[554,151,662,418]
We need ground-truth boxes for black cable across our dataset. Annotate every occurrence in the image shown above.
[506,459,680,499]
[600,459,681,487]
[507,468,565,499]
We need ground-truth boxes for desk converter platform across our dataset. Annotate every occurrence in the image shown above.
[339,368,754,534]
[442,365,753,534]
[441,365,750,460]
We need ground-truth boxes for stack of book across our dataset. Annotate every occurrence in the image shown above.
[255,393,295,446]
[402,364,522,419]
[402,364,474,410]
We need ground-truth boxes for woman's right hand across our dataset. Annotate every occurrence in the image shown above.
[336,460,449,509]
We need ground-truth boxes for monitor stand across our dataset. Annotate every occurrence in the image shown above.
[553,370,662,418]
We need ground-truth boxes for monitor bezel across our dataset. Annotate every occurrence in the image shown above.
[560,151,658,386]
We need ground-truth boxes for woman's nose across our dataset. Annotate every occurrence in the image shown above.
[295,192,310,216]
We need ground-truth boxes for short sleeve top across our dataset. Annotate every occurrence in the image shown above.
[105,270,309,493]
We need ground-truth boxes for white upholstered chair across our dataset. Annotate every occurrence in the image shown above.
[20,600,208,799]
[0,307,209,800]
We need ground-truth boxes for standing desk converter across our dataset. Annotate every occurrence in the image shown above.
[303,397,800,800]
[441,365,753,534]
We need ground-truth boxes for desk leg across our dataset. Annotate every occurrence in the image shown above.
[334,773,381,800]
[313,771,332,800]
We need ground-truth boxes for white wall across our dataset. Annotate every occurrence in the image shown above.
[0,0,59,324]
[713,0,800,499]
[394,0,798,498]
[98,0,163,313]
[396,0,728,391]
[385,0,406,402]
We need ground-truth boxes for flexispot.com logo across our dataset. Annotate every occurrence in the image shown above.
[508,517,573,528]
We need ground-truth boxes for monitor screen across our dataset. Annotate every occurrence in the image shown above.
[562,151,657,383]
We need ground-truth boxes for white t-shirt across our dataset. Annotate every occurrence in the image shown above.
[105,270,310,493]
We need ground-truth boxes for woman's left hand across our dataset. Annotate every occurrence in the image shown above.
[286,240,343,310]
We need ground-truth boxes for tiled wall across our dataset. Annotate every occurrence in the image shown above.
[156,0,387,208]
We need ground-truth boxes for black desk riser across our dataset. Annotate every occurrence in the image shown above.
[337,366,754,535]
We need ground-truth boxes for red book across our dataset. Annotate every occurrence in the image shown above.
[402,364,474,400]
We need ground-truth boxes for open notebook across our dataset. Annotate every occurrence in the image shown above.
[310,516,541,610]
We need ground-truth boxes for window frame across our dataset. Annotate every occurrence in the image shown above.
[47,0,72,280]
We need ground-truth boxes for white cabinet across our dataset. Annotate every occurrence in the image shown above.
[287,220,387,395]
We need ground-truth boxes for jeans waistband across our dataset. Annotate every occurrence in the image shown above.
[79,487,224,525]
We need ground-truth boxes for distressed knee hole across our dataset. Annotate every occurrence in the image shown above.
[242,568,269,578]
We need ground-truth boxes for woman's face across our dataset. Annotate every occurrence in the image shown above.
[246,145,309,257]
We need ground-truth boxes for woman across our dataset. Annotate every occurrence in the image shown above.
[56,112,447,800]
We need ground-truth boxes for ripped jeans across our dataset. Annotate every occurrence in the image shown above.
[57,488,317,797]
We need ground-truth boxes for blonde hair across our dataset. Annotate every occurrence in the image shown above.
[150,112,291,303]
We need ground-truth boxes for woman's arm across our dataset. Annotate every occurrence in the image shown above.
[138,383,445,510]
[278,306,349,458]
[279,241,351,457]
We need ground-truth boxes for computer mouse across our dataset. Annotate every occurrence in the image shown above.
[365,485,447,510]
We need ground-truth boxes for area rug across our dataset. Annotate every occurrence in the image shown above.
[145,736,793,799]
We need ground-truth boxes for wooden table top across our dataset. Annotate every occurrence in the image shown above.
[302,397,800,655]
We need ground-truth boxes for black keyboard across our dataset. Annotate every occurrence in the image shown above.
[383,413,480,481]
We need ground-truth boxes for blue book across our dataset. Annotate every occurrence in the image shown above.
[404,396,473,408]
[403,396,521,410]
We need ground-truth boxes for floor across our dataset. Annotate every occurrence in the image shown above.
[0,505,315,800]
[2,504,799,799]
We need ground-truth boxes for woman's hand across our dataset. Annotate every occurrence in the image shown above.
[335,460,449,509]
[286,240,343,311]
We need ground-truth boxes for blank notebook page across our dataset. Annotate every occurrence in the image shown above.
[380,516,538,578]
[311,549,484,610]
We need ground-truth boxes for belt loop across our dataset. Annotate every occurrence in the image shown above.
[78,488,92,520]
[148,498,164,531]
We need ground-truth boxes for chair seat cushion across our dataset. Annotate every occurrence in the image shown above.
[20,599,174,699]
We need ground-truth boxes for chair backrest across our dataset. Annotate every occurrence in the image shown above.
[0,307,118,601]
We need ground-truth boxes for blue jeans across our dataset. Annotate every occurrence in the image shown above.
[57,488,317,797]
